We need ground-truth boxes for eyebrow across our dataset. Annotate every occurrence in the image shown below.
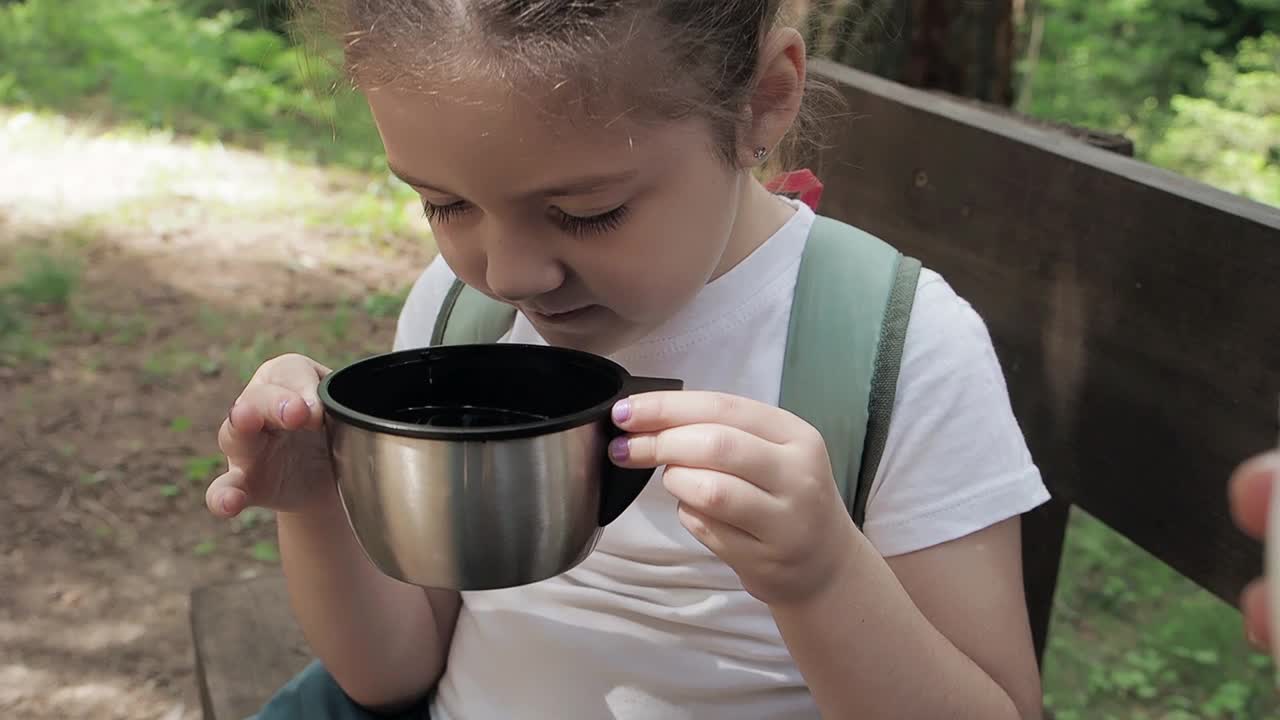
[387,163,639,199]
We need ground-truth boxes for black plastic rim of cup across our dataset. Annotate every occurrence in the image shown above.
[317,343,632,441]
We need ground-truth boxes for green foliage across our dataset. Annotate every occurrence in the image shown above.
[251,540,281,563]
[0,249,80,364]
[185,455,225,483]
[0,0,385,169]
[1019,0,1222,136]
[1042,511,1280,718]
[1018,0,1280,206]
[1148,33,1280,206]
[8,250,80,308]
[182,0,293,36]
[363,288,410,319]
[193,539,218,557]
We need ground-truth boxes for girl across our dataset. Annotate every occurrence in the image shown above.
[207,1,1051,717]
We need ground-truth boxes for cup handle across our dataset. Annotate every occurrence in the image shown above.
[598,375,684,526]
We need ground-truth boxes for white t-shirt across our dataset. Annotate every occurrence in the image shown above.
[391,201,1049,719]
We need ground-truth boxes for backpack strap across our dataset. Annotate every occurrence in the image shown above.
[777,216,920,527]
[430,279,517,346]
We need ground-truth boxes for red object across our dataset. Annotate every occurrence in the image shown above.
[765,169,824,211]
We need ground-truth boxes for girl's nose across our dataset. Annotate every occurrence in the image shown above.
[483,231,565,304]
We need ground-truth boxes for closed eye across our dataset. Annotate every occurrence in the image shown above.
[422,200,470,223]
[554,205,629,237]
[421,200,630,237]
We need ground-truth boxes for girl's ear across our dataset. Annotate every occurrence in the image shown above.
[741,26,807,168]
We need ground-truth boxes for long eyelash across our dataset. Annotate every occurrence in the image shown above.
[421,201,629,236]
[557,205,629,237]
[422,200,468,223]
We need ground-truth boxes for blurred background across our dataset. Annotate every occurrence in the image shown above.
[0,1,1276,718]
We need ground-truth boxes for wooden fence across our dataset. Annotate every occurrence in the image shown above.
[807,58,1280,661]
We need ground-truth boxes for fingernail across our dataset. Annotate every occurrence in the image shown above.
[609,436,630,462]
[304,397,316,409]
[219,492,232,515]
[612,399,631,424]
[279,398,290,421]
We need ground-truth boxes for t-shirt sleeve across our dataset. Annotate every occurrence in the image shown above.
[392,253,460,351]
[861,269,1050,557]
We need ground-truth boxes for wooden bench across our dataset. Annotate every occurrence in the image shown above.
[191,574,311,720]
[189,62,1280,718]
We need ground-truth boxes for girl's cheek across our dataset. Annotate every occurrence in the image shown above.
[436,240,486,287]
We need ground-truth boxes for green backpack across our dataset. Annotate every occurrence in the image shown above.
[429,216,921,527]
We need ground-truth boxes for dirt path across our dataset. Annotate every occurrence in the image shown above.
[0,110,435,719]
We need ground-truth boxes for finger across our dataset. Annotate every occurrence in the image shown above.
[612,423,785,493]
[234,381,317,434]
[676,502,761,563]
[661,465,780,539]
[256,353,330,390]
[1229,451,1278,540]
[206,466,251,519]
[1241,579,1272,652]
[258,354,330,430]
[218,412,267,470]
[217,385,315,470]
[614,391,797,444]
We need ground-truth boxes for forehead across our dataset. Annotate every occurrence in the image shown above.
[364,77,711,195]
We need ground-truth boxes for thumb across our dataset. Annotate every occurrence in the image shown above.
[206,466,252,519]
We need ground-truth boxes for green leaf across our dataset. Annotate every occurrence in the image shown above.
[185,455,223,482]
[160,483,180,497]
[193,539,217,557]
[251,541,280,563]
[199,356,222,376]
[169,416,192,432]
[1192,649,1220,666]
[1202,679,1252,714]
[236,506,273,530]
[363,289,408,318]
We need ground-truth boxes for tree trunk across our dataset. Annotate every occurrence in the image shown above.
[812,0,1016,106]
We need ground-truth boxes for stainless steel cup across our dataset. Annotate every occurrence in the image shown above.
[317,343,682,590]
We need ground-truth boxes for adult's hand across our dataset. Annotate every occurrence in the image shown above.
[1228,451,1279,652]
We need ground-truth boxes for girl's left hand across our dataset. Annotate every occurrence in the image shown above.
[609,390,858,607]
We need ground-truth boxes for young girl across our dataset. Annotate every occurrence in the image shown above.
[207,1,1050,717]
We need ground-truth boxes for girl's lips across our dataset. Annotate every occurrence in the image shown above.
[526,304,599,325]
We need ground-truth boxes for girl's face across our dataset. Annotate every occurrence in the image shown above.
[365,78,756,356]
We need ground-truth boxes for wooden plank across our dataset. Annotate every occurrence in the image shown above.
[1021,496,1071,665]
[808,58,1280,606]
[191,573,313,720]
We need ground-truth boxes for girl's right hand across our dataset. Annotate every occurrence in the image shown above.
[206,353,335,519]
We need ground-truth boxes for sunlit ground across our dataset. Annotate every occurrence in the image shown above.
[0,108,431,720]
